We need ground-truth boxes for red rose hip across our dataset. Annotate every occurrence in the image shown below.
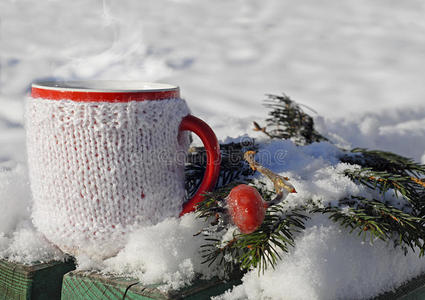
[226,184,267,234]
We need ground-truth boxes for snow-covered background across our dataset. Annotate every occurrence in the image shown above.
[2,0,425,161]
[1,0,425,299]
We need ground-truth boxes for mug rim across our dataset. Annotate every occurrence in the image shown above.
[32,80,179,93]
[31,80,180,102]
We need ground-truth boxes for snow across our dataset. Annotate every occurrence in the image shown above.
[0,163,65,264]
[102,213,214,291]
[322,108,425,164]
[2,0,425,123]
[1,0,425,299]
[0,222,65,265]
[215,215,425,300]
[0,163,30,234]
[213,141,423,300]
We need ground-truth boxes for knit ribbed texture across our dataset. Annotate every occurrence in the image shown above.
[25,97,191,258]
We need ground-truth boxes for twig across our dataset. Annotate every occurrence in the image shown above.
[244,150,296,206]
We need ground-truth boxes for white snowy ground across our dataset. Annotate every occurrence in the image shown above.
[1,0,425,299]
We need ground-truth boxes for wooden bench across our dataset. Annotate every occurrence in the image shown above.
[374,273,425,300]
[61,271,241,300]
[3,257,425,299]
[0,258,75,300]
[61,270,425,300]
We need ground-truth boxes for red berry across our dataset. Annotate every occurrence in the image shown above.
[226,184,267,234]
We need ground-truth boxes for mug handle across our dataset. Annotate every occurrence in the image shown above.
[179,115,221,216]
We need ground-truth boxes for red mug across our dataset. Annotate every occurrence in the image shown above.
[26,81,220,257]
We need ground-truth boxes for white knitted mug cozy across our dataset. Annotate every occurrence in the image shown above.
[26,81,220,259]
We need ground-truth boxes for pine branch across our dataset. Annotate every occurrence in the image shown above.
[311,196,425,255]
[234,206,308,274]
[343,168,413,202]
[341,148,425,178]
[337,149,425,253]
[197,183,308,274]
[185,141,257,198]
[196,182,242,220]
[341,149,425,215]
[253,94,327,145]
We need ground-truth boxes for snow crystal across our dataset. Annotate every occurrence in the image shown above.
[1,221,65,264]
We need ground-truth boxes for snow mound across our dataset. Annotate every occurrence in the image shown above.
[78,213,215,291]
[212,141,422,300]
[0,222,65,264]
[0,163,66,264]
[216,216,425,300]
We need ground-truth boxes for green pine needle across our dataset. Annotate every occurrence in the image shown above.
[254,94,327,145]
[311,196,425,255]
[196,184,308,274]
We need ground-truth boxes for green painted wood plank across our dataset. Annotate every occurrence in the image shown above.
[165,276,241,300]
[373,273,425,300]
[61,271,242,300]
[0,258,75,300]
[62,271,155,300]
[62,271,136,300]
[62,269,425,299]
